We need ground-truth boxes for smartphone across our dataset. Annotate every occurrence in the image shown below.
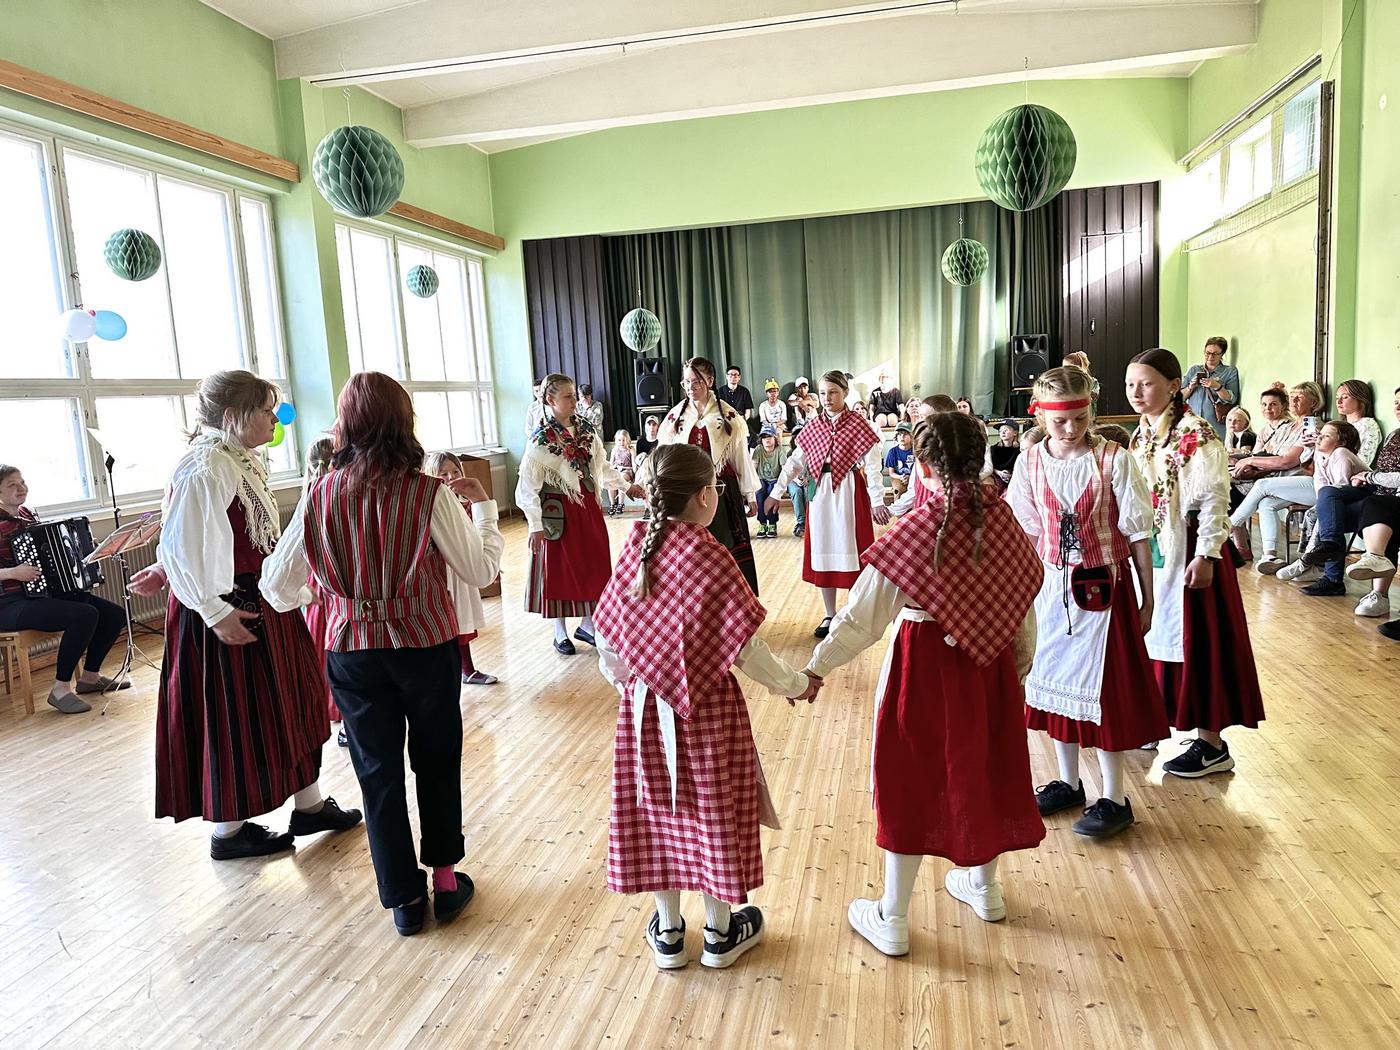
[1303,416,1317,434]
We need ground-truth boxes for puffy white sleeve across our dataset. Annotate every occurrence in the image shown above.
[733,636,809,698]
[259,495,315,612]
[158,453,239,628]
[590,432,626,492]
[515,446,546,532]
[807,565,908,679]
[775,445,809,489]
[728,424,760,498]
[1005,456,1041,537]
[431,486,504,589]
[595,629,634,697]
[862,441,885,505]
[1113,449,1155,543]
[1192,432,1232,560]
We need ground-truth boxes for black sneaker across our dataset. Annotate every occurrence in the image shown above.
[1300,579,1346,597]
[1035,779,1086,816]
[793,525,804,538]
[1380,620,1400,641]
[1072,797,1135,838]
[288,796,363,836]
[1301,541,1344,567]
[645,912,688,970]
[434,872,475,923]
[210,822,294,861]
[701,905,763,968]
[394,898,426,937]
[1162,738,1235,778]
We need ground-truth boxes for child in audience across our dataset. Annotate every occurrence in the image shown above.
[884,422,915,497]
[607,430,636,516]
[424,451,500,686]
[299,437,344,744]
[806,412,1044,955]
[786,421,811,538]
[753,425,787,538]
[594,444,814,970]
[1225,407,1256,460]
[635,415,661,459]
[990,420,1022,487]
[1008,367,1166,839]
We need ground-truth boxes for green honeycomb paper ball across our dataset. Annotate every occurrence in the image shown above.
[103,228,162,281]
[312,125,405,219]
[941,238,989,286]
[406,264,439,298]
[620,308,662,353]
[974,104,1078,212]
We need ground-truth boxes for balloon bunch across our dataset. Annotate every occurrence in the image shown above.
[60,308,128,343]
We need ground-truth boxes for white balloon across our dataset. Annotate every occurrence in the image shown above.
[61,309,97,342]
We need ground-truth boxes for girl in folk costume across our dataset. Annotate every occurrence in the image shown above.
[424,451,499,686]
[767,370,892,637]
[653,357,761,594]
[131,371,361,860]
[298,436,348,746]
[1007,368,1167,840]
[594,444,815,971]
[262,372,504,936]
[806,413,1044,956]
[1126,348,1265,778]
[516,374,641,656]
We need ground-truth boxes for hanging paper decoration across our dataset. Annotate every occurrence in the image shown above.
[60,308,97,342]
[103,229,162,281]
[312,125,405,219]
[405,264,439,298]
[974,104,1077,212]
[93,310,128,340]
[941,238,989,287]
[620,308,662,353]
[275,402,296,426]
[268,420,286,448]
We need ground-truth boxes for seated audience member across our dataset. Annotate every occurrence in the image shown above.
[752,425,787,539]
[785,421,813,537]
[606,430,636,516]
[1225,407,1257,460]
[869,372,903,429]
[1020,425,1047,452]
[1233,419,1366,573]
[990,420,1023,487]
[955,396,976,417]
[1229,386,1313,510]
[1333,379,1383,466]
[757,379,788,436]
[1062,351,1102,402]
[883,422,915,497]
[1294,385,1400,624]
[1182,336,1241,437]
[902,397,922,424]
[717,365,755,422]
[578,384,605,430]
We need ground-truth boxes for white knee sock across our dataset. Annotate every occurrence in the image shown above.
[293,784,323,812]
[212,820,245,838]
[580,613,595,634]
[654,890,682,932]
[554,618,569,641]
[970,857,1000,890]
[702,893,732,934]
[821,587,838,617]
[880,851,923,919]
[1097,750,1127,805]
[1053,740,1081,785]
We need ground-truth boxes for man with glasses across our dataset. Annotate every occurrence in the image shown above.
[1182,337,1240,437]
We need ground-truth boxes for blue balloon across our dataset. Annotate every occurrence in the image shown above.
[275,402,296,425]
[93,310,127,341]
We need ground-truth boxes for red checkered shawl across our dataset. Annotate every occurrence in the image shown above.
[595,520,766,720]
[796,411,879,490]
[861,486,1043,666]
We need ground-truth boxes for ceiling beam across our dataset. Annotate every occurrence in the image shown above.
[400,6,1255,147]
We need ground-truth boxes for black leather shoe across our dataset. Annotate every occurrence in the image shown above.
[1380,620,1400,641]
[210,822,294,861]
[554,637,577,655]
[813,616,833,639]
[394,898,426,937]
[1300,578,1346,597]
[1301,541,1344,567]
[434,872,476,923]
[573,627,597,647]
[1035,779,1086,816]
[288,796,363,836]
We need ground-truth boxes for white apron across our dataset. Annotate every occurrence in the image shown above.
[1023,560,1116,725]
[809,470,862,574]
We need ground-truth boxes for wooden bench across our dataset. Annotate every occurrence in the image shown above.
[0,630,42,715]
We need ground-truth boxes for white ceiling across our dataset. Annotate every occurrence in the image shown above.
[201,1,1258,152]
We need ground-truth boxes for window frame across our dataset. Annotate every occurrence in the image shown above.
[0,117,297,518]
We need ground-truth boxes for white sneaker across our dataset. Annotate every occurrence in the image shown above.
[1354,591,1392,619]
[944,868,1006,922]
[1277,559,1320,583]
[1256,555,1286,576]
[1346,552,1397,581]
[847,898,909,956]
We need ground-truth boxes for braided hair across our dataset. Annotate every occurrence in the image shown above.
[632,443,716,598]
[913,412,987,570]
[684,356,737,436]
[301,436,336,496]
[1130,348,1187,442]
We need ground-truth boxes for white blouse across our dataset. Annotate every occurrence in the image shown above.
[1135,416,1232,561]
[596,631,809,702]
[774,412,884,506]
[515,424,627,533]
[1006,444,1154,561]
[657,396,760,499]
[259,488,504,614]
[158,448,247,628]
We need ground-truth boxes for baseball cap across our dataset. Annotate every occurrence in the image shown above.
[795,376,809,387]
[764,378,779,391]
[759,424,778,437]
[895,422,912,434]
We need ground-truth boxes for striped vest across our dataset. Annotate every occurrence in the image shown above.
[304,471,458,652]
[1025,442,1131,570]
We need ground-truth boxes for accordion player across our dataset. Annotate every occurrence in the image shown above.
[8,517,105,596]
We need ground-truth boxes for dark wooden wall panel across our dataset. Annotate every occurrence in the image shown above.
[522,236,614,431]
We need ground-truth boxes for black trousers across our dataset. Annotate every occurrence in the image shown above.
[0,592,126,681]
[326,639,464,908]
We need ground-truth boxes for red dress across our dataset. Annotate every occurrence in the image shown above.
[795,412,879,589]
[595,521,774,904]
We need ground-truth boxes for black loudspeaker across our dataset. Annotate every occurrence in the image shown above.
[635,358,670,407]
[1010,334,1050,388]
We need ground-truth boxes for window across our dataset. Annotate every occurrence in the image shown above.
[0,120,295,515]
[335,220,497,452]
[1221,117,1273,215]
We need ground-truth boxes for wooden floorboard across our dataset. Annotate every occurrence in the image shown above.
[2,513,1398,1049]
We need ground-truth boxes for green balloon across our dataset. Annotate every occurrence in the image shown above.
[620,308,661,353]
[103,228,162,281]
[312,125,405,219]
[941,238,989,286]
[974,104,1078,212]
[268,420,285,448]
[406,264,439,298]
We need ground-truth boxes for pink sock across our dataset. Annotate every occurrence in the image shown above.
[433,866,457,893]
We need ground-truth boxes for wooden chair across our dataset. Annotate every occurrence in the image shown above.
[0,630,37,716]
[1282,503,1312,564]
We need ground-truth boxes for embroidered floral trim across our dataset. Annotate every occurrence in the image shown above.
[1137,413,1216,533]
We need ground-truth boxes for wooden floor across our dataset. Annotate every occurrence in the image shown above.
[3,513,1399,1050]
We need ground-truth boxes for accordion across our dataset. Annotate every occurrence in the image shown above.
[10,518,104,597]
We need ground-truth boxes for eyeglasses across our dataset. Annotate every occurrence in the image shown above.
[711,482,727,495]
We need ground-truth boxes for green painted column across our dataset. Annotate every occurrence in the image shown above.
[1324,0,1365,386]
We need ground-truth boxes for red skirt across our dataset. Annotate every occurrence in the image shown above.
[1026,561,1169,750]
[803,477,876,589]
[874,617,1046,865]
[156,575,329,823]
[302,598,338,722]
[527,490,612,615]
[1155,538,1265,733]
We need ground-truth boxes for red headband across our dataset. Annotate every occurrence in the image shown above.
[1029,397,1091,413]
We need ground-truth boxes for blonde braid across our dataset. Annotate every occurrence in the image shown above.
[632,483,670,598]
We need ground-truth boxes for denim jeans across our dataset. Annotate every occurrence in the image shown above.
[1314,483,1374,582]
[787,481,808,528]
